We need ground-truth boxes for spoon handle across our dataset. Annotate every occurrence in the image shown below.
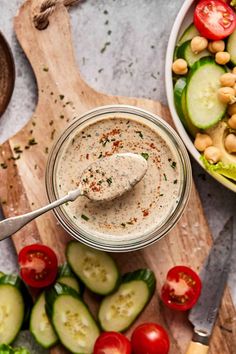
[0,189,82,241]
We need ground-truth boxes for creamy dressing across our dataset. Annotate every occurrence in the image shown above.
[56,117,181,238]
[80,153,148,202]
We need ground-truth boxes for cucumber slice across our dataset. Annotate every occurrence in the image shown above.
[45,283,100,354]
[186,57,227,129]
[174,78,199,137]
[30,292,58,349]
[227,29,236,65]
[177,40,210,67]
[58,277,80,293]
[98,269,156,332]
[57,263,81,293]
[178,23,199,46]
[0,284,24,344]
[174,23,200,60]
[66,241,120,295]
[0,274,32,333]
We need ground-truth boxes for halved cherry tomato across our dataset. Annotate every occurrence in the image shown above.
[93,332,131,354]
[18,244,58,288]
[161,266,201,311]
[194,0,236,40]
[131,323,170,354]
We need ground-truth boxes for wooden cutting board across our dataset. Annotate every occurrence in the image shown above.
[0,1,235,353]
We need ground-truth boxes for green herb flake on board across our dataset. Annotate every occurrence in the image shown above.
[107,177,112,186]
[163,173,167,181]
[28,138,38,146]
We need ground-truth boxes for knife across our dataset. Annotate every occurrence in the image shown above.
[185,217,233,354]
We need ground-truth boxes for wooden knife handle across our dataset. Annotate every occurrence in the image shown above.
[185,341,209,354]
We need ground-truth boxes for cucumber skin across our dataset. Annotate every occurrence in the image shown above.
[177,40,210,67]
[174,77,187,125]
[122,269,156,299]
[30,293,58,349]
[186,57,227,129]
[98,269,156,332]
[66,241,121,296]
[57,263,84,294]
[0,274,32,331]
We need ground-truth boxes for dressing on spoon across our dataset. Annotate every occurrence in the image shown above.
[81,153,148,202]
[0,153,148,240]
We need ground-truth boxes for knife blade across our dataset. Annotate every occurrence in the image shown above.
[185,217,233,354]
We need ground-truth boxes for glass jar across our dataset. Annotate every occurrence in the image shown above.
[45,105,192,252]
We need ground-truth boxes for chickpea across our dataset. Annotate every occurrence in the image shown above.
[220,73,236,87]
[232,67,236,75]
[208,40,225,53]
[215,52,231,65]
[224,134,236,153]
[194,133,213,152]
[172,59,188,75]
[204,146,221,164]
[228,114,236,129]
[191,36,208,53]
[233,83,236,95]
[217,87,235,104]
[227,102,236,115]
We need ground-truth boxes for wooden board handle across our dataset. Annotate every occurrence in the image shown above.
[185,341,209,354]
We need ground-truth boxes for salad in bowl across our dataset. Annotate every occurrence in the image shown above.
[166,0,236,192]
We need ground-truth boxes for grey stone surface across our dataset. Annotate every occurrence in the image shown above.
[0,0,235,322]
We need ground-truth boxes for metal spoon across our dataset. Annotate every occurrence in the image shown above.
[0,153,148,240]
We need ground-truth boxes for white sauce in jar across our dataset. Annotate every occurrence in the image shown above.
[56,117,181,238]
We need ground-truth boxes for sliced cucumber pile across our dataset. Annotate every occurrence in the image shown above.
[177,40,210,67]
[30,292,58,349]
[186,57,227,129]
[0,275,25,345]
[57,263,81,293]
[98,269,156,332]
[227,29,236,66]
[45,283,100,354]
[66,241,120,295]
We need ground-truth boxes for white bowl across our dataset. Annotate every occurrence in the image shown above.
[165,0,236,193]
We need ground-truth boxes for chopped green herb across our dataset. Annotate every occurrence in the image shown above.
[25,145,29,150]
[65,202,69,206]
[49,120,54,126]
[135,130,143,139]
[1,200,7,205]
[59,94,64,100]
[60,115,64,119]
[173,179,178,184]
[13,146,23,154]
[106,177,112,186]
[141,152,149,160]
[151,73,157,80]
[171,161,177,169]
[51,129,56,140]
[72,138,75,145]
[100,42,111,53]
[98,152,103,158]
[81,214,89,221]
[43,67,49,72]
[28,138,38,146]
[82,178,88,183]
[0,163,7,169]
[29,130,33,134]
[101,137,110,146]
[45,147,49,154]
[34,164,38,170]
[32,121,36,126]
[126,120,130,125]
[160,193,164,196]
[73,215,77,219]
[121,223,126,227]
[163,173,167,181]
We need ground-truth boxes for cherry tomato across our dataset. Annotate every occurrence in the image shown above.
[18,244,58,288]
[194,0,236,40]
[131,323,170,354]
[161,266,201,311]
[93,332,131,354]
